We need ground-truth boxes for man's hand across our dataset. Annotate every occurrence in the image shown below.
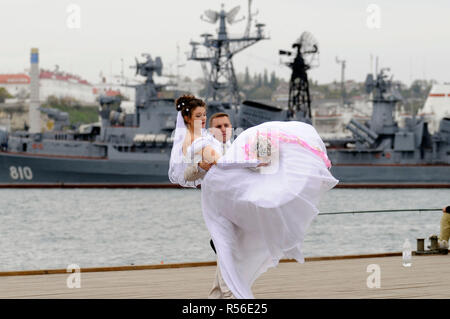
[198,161,213,171]
[257,162,270,167]
[256,159,271,167]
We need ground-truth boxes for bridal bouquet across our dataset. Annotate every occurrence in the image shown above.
[243,130,279,169]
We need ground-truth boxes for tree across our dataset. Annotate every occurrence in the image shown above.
[269,71,279,90]
[0,88,13,103]
[244,67,250,85]
[410,79,432,98]
[248,86,272,100]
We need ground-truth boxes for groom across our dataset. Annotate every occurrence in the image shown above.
[208,112,233,153]
[183,112,235,299]
[205,113,235,299]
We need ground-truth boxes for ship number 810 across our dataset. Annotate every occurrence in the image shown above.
[9,166,33,180]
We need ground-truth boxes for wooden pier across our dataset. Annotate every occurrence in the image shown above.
[0,253,449,299]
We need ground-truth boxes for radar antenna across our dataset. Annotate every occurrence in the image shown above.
[279,31,319,123]
[129,55,165,102]
[131,54,162,84]
[189,1,268,106]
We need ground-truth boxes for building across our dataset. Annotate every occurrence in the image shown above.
[0,69,96,105]
[0,74,30,99]
[39,69,95,104]
[418,83,450,133]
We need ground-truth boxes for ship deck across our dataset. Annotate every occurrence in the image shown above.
[0,252,449,299]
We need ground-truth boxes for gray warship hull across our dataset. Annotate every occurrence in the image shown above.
[330,164,450,187]
[0,150,172,187]
[1,150,449,188]
[0,53,182,188]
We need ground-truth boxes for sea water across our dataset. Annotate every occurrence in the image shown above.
[0,188,447,271]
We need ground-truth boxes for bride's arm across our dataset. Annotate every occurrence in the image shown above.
[201,145,221,165]
[183,136,218,181]
[184,155,213,182]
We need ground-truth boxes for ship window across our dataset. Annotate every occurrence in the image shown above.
[22,143,27,152]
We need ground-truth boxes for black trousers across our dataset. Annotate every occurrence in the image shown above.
[210,239,216,254]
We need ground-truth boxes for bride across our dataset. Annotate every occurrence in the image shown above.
[169,95,339,299]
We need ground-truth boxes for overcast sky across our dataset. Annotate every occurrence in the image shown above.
[1,0,449,86]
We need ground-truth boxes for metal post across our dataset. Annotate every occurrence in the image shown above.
[416,238,424,252]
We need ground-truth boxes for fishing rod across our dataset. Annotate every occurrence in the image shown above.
[319,208,443,216]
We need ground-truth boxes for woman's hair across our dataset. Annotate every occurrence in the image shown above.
[175,94,206,124]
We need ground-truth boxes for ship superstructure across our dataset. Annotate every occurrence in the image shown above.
[324,69,450,185]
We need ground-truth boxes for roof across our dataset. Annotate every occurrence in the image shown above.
[39,70,91,85]
[0,70,91,86]
[0,74,30,84]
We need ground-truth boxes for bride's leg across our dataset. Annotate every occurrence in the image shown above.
[208,266,224,299]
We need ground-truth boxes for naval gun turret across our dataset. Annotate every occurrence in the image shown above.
[38,107,70,131]
[325,67,450,185]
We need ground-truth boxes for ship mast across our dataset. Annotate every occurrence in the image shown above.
[279,32,319,124]
[189,1,268,106]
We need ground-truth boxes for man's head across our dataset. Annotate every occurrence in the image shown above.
[209,113,232,143]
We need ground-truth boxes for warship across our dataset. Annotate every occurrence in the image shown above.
[0,1,270,188]
[192,15,450,187]
[243,38,450,186]
[324,69,450,186]
[0,50,177,187]
[186,3,315,130]
[0,2,449,187]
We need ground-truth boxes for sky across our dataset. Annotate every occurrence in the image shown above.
[1,0,449,86]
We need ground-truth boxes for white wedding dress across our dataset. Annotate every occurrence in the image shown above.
[169,115,339,299]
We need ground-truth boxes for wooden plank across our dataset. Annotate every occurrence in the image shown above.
[0,254,449,299]
[0,251,416,277]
